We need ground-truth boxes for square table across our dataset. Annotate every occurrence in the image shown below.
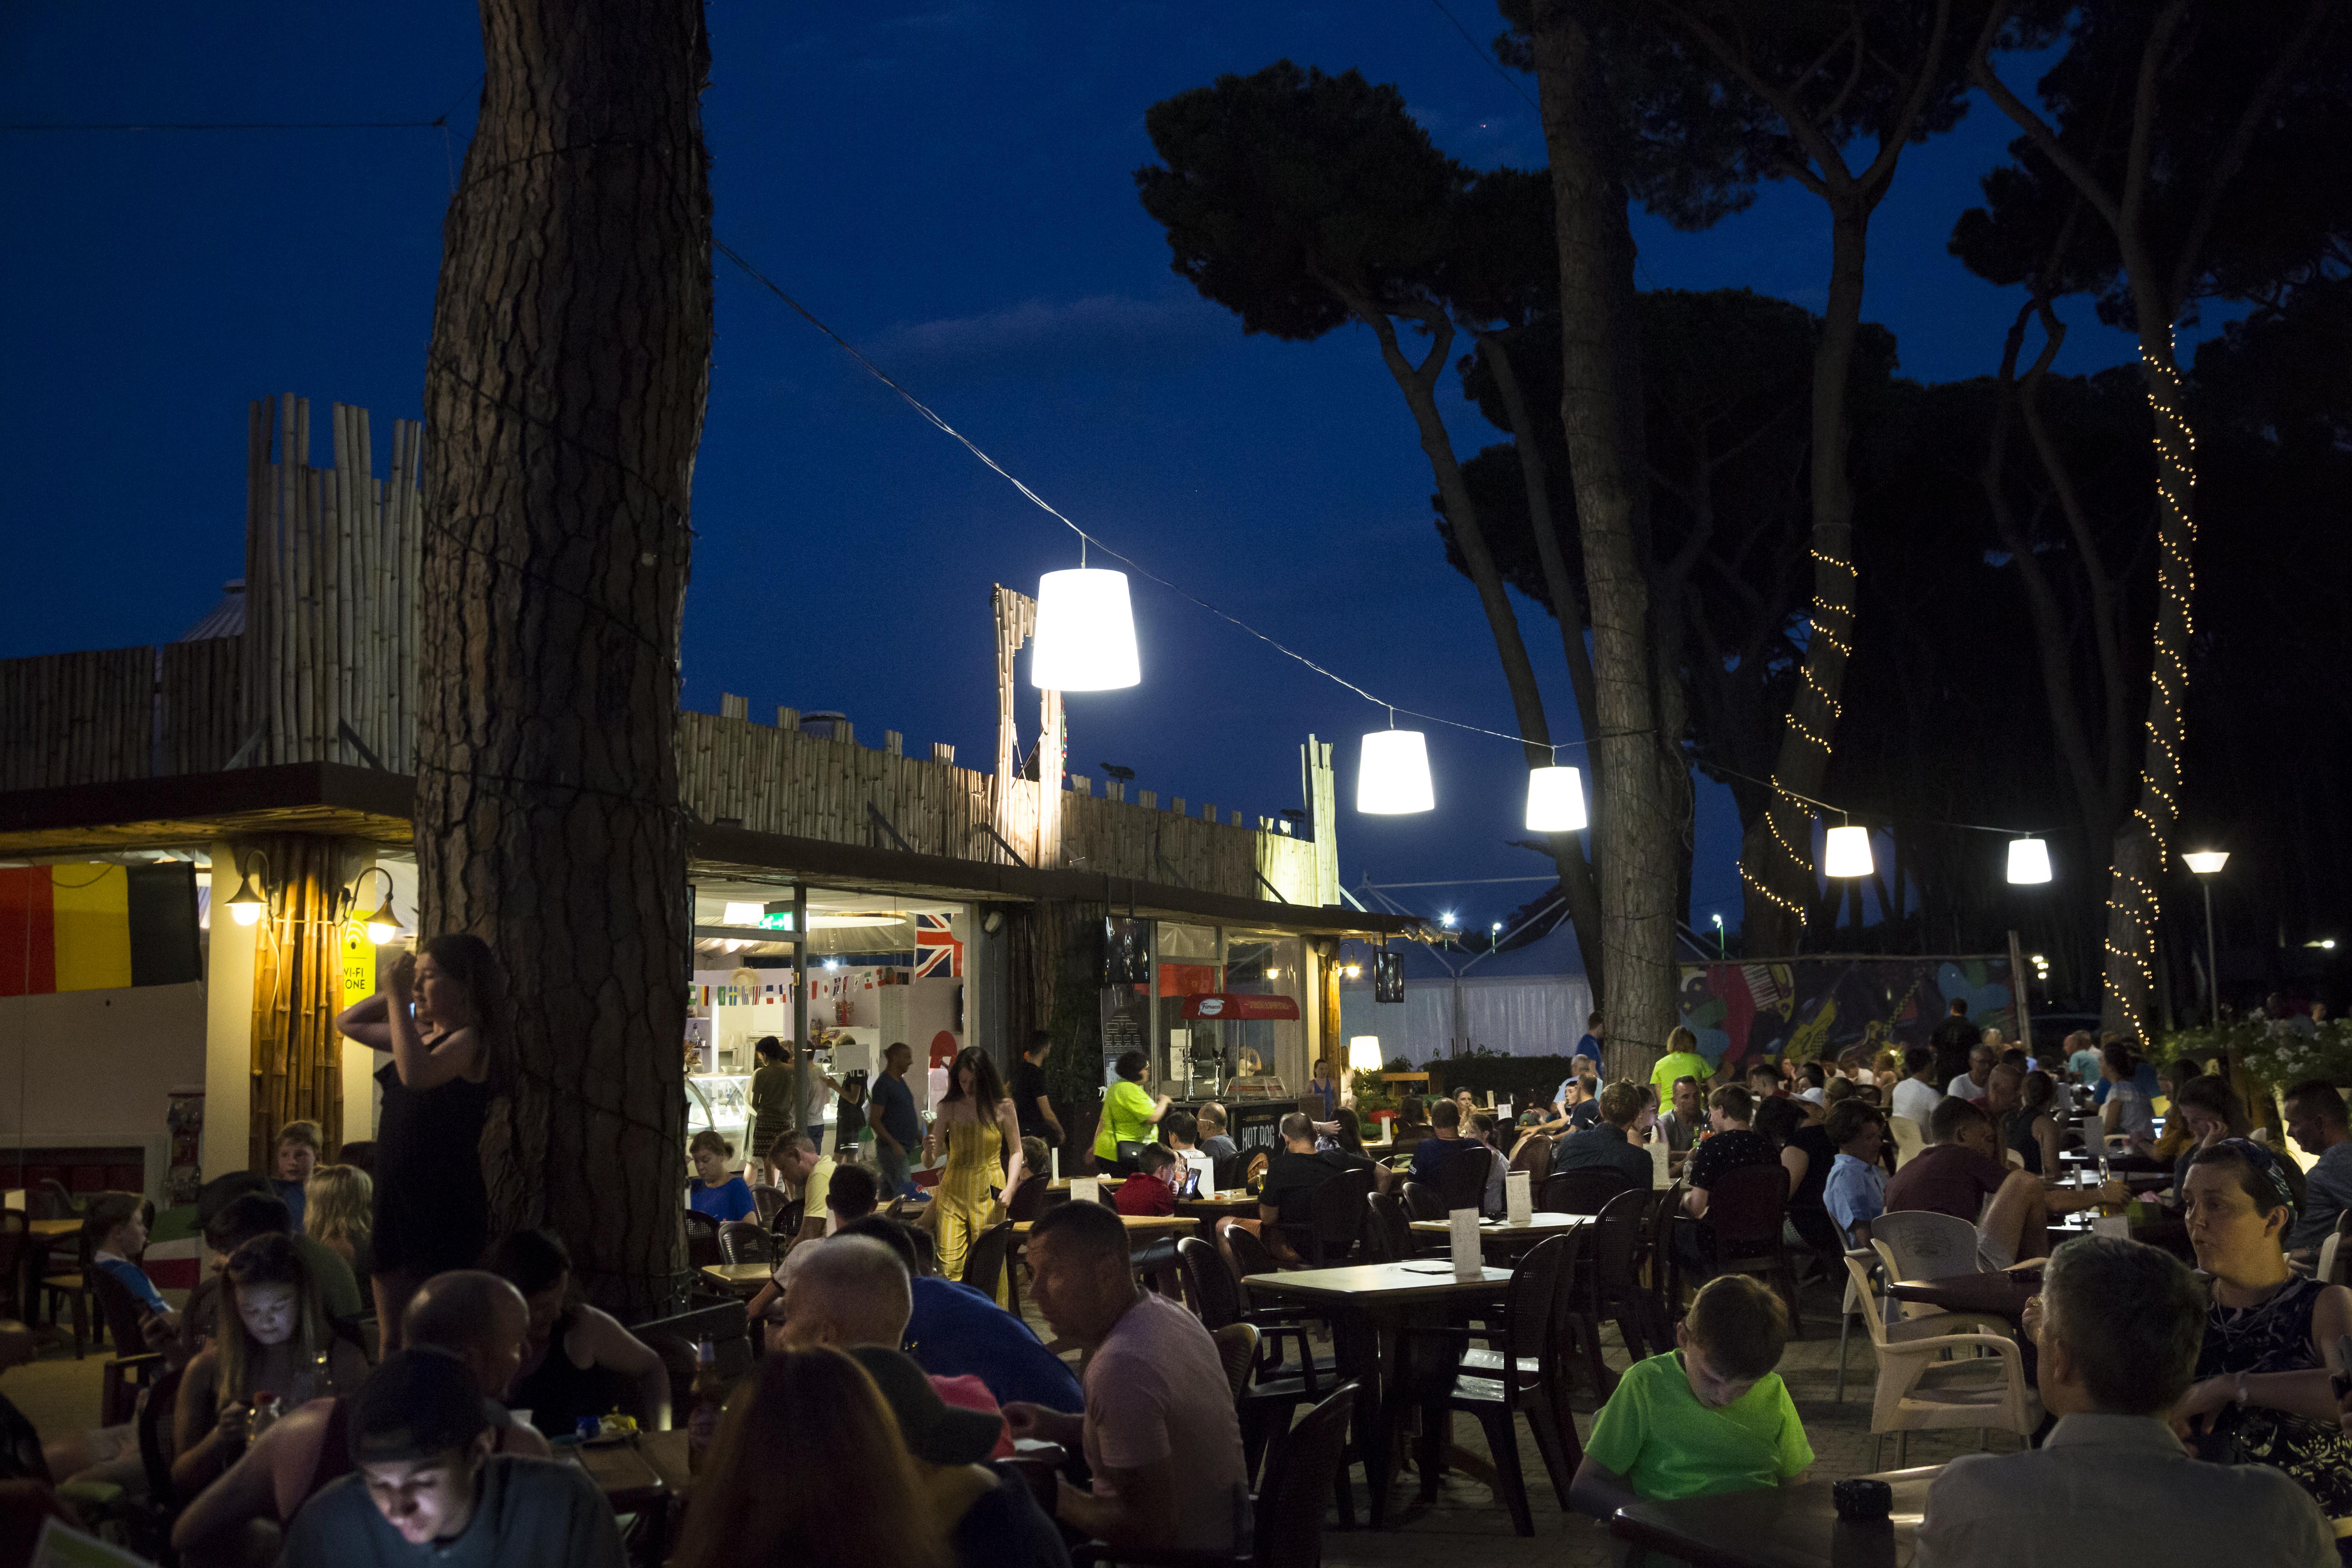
[1245,1260,1514,1527]
[1611,1465,1941,1567]
[697,1262,774,1298]
[1408,1212,1590,1257]
[573,1428,691,1568]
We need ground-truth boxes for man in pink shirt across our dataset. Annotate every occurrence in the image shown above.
[1006,1199,1248,1552]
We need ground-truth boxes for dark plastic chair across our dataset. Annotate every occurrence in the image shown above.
[961,1220,1018,1312]
[1361,1191,1415,1264]
[1539,1167,1632,1216]
[717,1220,776,1268]
[1700,1160,1802,1334]
[1176,1238,1327,1479]
[1508,1134,1553,1183]
[1431,1146,1490,1214]
[1399,1180,1446,1223]
[1565,1187,1661,1397]
[749,1183,788,1228]
[1004,1178,1048,1223]
[683,1209,723,1270]
[1301,1167,1375,1267]
[1406,1234,1584,1536]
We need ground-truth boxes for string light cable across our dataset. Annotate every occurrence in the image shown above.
[713,237,1646,760]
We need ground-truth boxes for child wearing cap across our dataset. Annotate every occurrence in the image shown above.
[1569,1275,1813,1540]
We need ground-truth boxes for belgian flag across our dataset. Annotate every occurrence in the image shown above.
[0,863,203,997]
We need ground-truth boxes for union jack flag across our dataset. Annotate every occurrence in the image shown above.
[914,913,962,979]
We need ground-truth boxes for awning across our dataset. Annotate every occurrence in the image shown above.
[1180,993,1300,1021]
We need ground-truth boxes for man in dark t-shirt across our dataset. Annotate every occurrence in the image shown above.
[1552,1082,1653,1190]
[1677,1085,1779,1266]
[1009,1031,1062,1146]
[1886,1096,2125,1268]
[1929,999,1979,1087]
[1259,1113,1372,1254]
[1410,1098,1484,1182]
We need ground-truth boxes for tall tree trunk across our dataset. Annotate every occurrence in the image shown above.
[414,0,713,1312]
[1530,0,1682,1078]
[2098,321,2194,1033]
[1477,333,1608,988]
[1741,201,1865,951]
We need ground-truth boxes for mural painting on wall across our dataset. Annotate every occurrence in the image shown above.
[1677,956,2019,1071]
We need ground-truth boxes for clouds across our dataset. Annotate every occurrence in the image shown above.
[867,292,1227,378]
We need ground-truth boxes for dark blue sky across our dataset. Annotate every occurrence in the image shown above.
[0,4,2156,945]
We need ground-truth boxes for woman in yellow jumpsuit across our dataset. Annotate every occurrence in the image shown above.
[925,1047,1028,1298]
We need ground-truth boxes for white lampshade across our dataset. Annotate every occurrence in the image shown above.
[1030,568,1140,691]
[1348,1036,1384,1073]
[2183,850,2230,875]
[1524,765,1588,833]
[2006,837,2052,885]
[1356,728,1434,814]
[1822,824,1874,879]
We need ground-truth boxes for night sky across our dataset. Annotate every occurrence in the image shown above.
[1,4,2177,947]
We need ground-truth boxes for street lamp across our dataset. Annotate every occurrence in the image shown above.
[2185,851,2228,1020]
[1711,912,1726,958]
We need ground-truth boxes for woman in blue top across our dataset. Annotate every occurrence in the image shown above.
[688,1129,757,1222]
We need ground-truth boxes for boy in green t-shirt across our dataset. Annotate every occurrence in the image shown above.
[1571,1274,1813,1532]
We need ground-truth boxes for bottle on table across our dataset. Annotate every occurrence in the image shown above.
[686,1339,723,1473]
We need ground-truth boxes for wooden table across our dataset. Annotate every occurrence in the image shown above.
[573,1429,690,1568]
[1176,1191,1259,1221]
[697,1262,773,1297]
[1611,1465,1940,1567]
[26,1220,75,1241]
[1245,1261,1514,1528]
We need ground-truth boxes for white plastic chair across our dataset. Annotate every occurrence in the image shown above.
[1888,1115,1926,1169]
[1842,1254,2040,1468]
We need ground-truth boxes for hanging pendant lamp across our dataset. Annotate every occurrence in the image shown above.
[1357,720,1434,814]
[1030,564,1139,691]
[1524,764,1587,833]
[1822,823,1874,879]
[2005,837,2052,885]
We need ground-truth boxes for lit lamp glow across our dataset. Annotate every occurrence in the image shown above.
[1030,568,1140,691]
[1348,1036,1384,1073]
[2183,851,2230,875]
[1822,824,1874,879]
[1357,728,1434,814]
[2005,837,2052,885]
[1524,765,1587,833]
[361,895,403,945]
[225,860,267,927]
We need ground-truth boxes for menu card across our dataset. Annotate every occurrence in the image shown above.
[1505,1171,1532,1226]
[1650,1136,1671,1189]
[1049,1147,1060,1182]
[1072,1177,1101,1206]
[1450,1209,1482,1278]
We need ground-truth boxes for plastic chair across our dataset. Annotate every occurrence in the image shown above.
[1209,1321,1259,1402]
[1404,1234,1584,1536]
[1872,1209,1984,1317]
[717,1220,777,1269]
[960,1220,1018,1312]
[1540,1167,1632,1216]
[1399,1180,1447,1223]
[1301,1167,1375,1267]
[1699,1162,1802,1335]
[39,1223,94,1359]
[683,1209,724,1270]
[748,1183,788,1227]
[1508,1134,1552,1182]
[1840,1254,2038,1468]
[2321,1212,2352,1286]
[1361,1191,1415,1264]
[1888,1115,1926,1169]
[1566,1187,1659,1397]
[1431,1147,1490,1214]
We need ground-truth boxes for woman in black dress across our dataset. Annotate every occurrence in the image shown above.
[333,933,501,1350]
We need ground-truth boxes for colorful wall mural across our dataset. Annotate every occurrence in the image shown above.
[1676,955,2019,1071]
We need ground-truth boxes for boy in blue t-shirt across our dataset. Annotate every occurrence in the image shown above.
[1570,1274,1811,1532]
[85,1192,177,1334]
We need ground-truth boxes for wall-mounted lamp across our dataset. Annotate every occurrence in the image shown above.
[224,851,271,927]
